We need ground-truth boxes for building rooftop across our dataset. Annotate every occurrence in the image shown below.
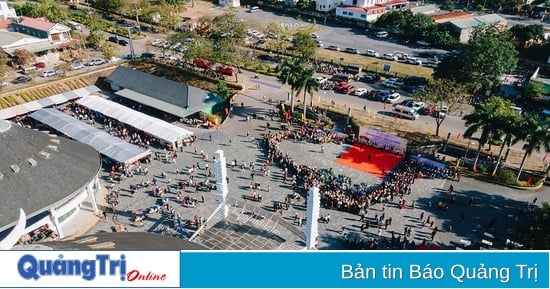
[449,13,506,29]
[409,4,438,15]
[430,11,471,23]
[0,120,101,234]
[18,16,55,31]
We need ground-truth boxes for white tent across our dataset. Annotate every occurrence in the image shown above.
[29,109,151,165]
[76,95,194,145]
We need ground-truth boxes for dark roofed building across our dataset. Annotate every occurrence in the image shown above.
[106,66,225,118]
[0,120,102,247]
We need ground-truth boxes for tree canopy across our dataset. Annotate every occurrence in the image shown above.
[413,78,466,136]
[434,24,518,93]
[291,31,317,60]
[510,24,545,48]
[516,202,550,249]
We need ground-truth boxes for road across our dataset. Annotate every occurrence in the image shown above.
[500,13,550,29]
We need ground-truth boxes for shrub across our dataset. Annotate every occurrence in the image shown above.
[495,167,518,185]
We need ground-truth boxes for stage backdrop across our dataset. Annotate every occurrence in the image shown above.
[358,128,407,156]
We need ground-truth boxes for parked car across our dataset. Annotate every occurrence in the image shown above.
[382,53,398,61]
[141,52,156,59]
[118,39,129,46]
[311,33,319,39]
[89,58,105,66]
[344,47,359,54]
[14,76,32,83]
[416,40,431,47]
[360,73,380,83]
[364,49,380,57]
[108,36,118,43]
[42,70,56,77]
[334,81,348,91]
[193,58,210,69]
[34,62,46,69]
[386,92,401,103]
[315,40,323,47]
[124,53,141,60]
[72,61,84,70]
[216,66,234,76]
[412,101,425,111]
[405,57,422,65]
[326,45,340,51]
[353,88,368,96]
[116,19,128,26]
[376,31,389,38]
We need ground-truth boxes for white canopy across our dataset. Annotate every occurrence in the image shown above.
[77,95,194,145]
[29,109,151,165]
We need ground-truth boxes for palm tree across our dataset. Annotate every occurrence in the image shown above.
[295,68,320,121]
[515,115,550,182]
[275,57,304,113]
[462,97,503,170]
[491,111,523,176]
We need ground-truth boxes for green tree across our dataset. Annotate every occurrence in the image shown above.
[510,24,545,48]
[86,31,104,50]
[441,0,455,11]
[516,202,550,249]
[276,57,305,113]
[375,10,409,30]
[434,24,518,94]
[413,78,466,136]
[524,80,546,100]
[462,96,509,170]
[13,49,36,66]
[94,0,125,12]
[515,115,550,182]
[216,81,229,99]
[264,22,288,55]
[489,100,524,176]
[295,67,320,121]
[101,42,120,60]
[291,31,316,60]
[402,12,434,40]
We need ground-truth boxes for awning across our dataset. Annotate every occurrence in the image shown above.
[4,42,57,56]
[0,109,15,120]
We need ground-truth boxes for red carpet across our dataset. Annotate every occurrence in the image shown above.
[336,143,402,178]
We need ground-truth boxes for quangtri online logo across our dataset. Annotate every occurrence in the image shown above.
[17,254,168,282]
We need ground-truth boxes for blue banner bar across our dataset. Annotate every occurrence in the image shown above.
[180,251,549,288]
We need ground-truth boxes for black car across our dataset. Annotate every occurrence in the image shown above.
[14,76,32,83]
[108,36,118,43]
[360,73,381,83]
[118,39,129,46]
[257,54,278,63]
[142,52,156,59]
[116,19,128,26]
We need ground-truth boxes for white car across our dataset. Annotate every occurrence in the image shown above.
[316,76,328,84]
[405,57,422,65]
[72,62,85,70]
[311,33,319,39]
[42,70,56,77]
[353,88,368,96]
[383,53,398,61]
[386,93,401,103]
[326,45,340,51]
[365,49,380,57]
[412,101,425,111]
[344,47,359,54]
[416,40,431,46]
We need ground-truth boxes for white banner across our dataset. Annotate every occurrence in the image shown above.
[1,251,180,287]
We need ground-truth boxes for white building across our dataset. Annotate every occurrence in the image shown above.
[219,0,240,7]
[316,0,342,12]
[0,1,16,21]
[336,0,409,22]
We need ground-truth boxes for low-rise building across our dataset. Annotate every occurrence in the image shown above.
[316,0,343,12]
[443,13,507,43]
[0,31,57,60]
[11,16,77,49]
[335,0,409,22]
[0,0,16,21]
[219,0,240,8]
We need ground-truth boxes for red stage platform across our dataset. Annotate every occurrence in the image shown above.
[336,143,402,178]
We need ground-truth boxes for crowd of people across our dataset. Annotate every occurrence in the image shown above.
[263,123,456,249]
